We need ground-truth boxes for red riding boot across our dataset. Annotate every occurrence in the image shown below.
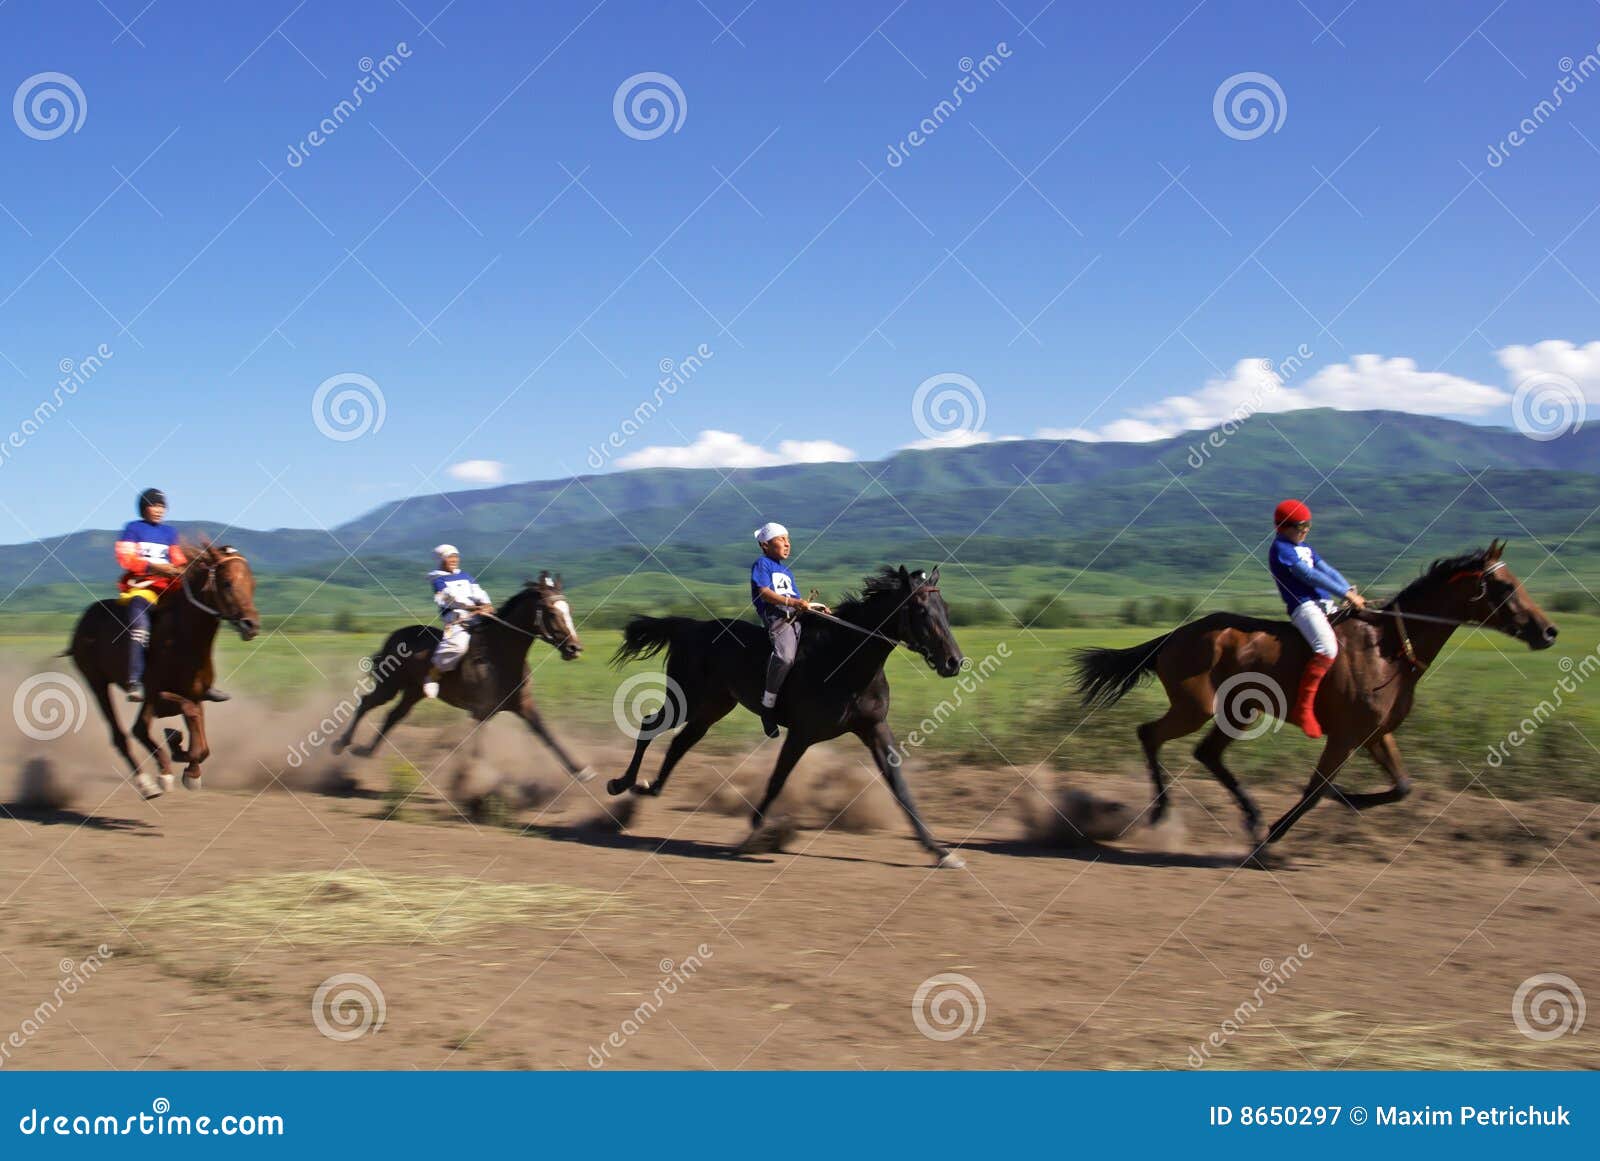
[1291,653,1334,739]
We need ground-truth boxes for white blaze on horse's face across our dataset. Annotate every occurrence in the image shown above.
[551,597,582,657]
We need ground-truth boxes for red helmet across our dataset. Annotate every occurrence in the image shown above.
[1274,498,1312,528]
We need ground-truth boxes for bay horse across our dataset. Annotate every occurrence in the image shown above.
[331,572,593,782]
[606,566,969,867]
[68,544,260,798]
[1072,542,1557,853]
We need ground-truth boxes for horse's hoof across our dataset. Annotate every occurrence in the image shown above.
[936,851,966,870]
[182,774,201,792]
[158,773,175,792]
[134,773,163,800]
[572,765,596,784]
[331,738,347,756]
[605,778,630,796]
[352,744,375,759]
[1243,845,1274,870]
[630,781,661,797]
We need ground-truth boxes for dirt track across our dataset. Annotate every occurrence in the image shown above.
[1,724,1596,1071]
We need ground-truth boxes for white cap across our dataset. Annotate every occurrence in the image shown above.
[433,544,459,561]
[754,522,789,544]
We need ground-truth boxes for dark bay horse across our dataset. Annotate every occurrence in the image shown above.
[607,566,969,867]
[69,544,260,798]
[1073,542,1557,852]
[331,573,592,782]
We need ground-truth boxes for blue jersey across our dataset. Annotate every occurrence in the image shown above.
[1268,535,1352,613]
[751,555,800,617]
[429,569,490,621]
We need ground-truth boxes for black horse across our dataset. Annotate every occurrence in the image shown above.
[607,566,968,867]
[332,572,592,782]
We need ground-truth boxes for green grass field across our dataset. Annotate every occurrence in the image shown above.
[12,612,1597,801]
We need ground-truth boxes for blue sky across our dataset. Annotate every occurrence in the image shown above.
[2,0,1598,542]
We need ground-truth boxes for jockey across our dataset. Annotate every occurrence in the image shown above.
[751,522,828,739]
[1267,499,1365,738]
[114,488,229,704]
[423,544,493,698]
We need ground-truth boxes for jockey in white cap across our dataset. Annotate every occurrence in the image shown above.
[423,543,494,698]
[750,521,829,738]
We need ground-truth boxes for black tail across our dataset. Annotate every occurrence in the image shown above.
[611,615,699,668]
[1072,635,1170,707]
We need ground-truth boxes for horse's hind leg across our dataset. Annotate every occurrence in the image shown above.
[1194,724,1263,844]
[333,681,400,755]
[128,705,173,797]
[1263,739,1354,847]
[608,708,668,795]
[635,694,735,798]
[1136,702,1209,824]
[353,689,422,758]
[1332,733,1413,811]
[91,684,157,796]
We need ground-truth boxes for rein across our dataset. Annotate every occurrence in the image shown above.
[1358,561,1506,674]
[804,585,943,652]
[181,553,247,625]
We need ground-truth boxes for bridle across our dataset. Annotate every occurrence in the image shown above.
[181,551,250,628]
[478,591,578,651]
[1369,560,1507,674]
[807,584,947,664]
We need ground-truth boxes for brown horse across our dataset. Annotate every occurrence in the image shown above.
[68,544,260,798]
[1072,542,1557,853]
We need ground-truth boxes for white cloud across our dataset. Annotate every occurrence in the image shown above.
[1060,353,1510,443]
[447,460,507,484]
[615,429,857,470]
[1498,339,1600,399]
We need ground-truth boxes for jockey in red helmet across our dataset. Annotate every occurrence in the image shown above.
[1266,500,1365,738]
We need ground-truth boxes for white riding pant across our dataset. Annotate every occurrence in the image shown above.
[1289,600,1338,658]
[432,620,473,671]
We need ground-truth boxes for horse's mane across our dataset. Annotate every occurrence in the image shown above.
[1385,546,1494,608]
[500,573,561,615]
[831,566,927,620]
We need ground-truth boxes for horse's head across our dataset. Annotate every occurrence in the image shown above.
[188,544,260,641]
[1444,540,1557,650]
[889,566,964,677]
[522,571,583,660]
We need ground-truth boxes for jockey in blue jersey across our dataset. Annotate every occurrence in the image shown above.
[114,487,228,704]
[751,522,829,739]
[423,544,494,698]
[1267,499,1365,738]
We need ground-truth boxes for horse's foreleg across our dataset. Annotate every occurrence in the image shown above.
[517,689,592,783]
[333,684,395,755]
[90,684,149,791]
[861,721,959,868]
[1193,724,1263,844]
[1332,733,1413,811]
[1137,704,1208,825]
[743,731,810,841]
[354,690,422,758]
[161,694,208,789]
[1263,739,1354,847]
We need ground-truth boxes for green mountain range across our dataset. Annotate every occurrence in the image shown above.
[8,409,1599,626]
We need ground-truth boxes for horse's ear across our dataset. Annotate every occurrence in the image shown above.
[538,570,551,584]
[555,572,563,588]
[928,565,940,585]
[1488,539,1506,562]
[898,565,910,587]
